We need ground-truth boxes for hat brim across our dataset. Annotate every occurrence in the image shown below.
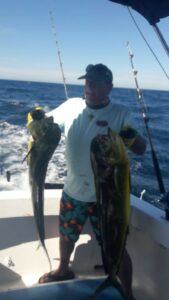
[78,75,86,80]
[78,74,104,81]
[78,75,111,83]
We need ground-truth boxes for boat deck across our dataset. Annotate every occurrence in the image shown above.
[0,190,105,294]
[1,190,169,300]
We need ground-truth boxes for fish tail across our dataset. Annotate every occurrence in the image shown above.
[89,276,125,300]
[36,241,52,271]
[42,241,52,271]
[34,183,52,271]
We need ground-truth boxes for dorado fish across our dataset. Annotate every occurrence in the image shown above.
[90,128,130,299]
[26,107,61,270]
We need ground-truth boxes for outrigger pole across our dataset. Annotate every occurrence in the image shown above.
[126,42,166,198]
[153,24,169,58]
[49,10,69,100]
[127,7,169,81]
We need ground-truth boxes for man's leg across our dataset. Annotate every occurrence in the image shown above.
[39,236,75,283]
[39,192,88,283]
[58,237,75,273]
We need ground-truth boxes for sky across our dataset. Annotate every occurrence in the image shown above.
[0,0,169,90]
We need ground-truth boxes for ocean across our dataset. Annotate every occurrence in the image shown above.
[0,79,169,207]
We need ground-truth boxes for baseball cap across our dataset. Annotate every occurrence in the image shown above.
[78,64,113,83]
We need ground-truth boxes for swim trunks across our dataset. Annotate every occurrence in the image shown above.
[59,191,101,243]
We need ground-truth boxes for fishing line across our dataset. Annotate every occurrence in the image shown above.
[126,42,166,197]
[49,9,69,100]
[127,7,169,81]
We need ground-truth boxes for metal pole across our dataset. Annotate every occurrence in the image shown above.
[126,42,166,196]
[49,10,69,100]
[153,24,169,58]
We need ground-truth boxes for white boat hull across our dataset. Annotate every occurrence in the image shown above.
[0,190,169,300]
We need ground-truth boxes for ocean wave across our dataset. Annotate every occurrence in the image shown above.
[0,80,169,208]
[0,121,66,191]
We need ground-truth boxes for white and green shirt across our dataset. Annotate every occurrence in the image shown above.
[48,97,132,202]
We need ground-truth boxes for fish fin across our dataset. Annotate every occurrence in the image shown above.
[36,241,41,251]
[36,241,52,271]
[89,276,125,300]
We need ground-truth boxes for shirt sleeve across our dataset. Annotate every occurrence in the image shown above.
[46,99,71,132]
[46,98,85,134]
[122,109,133,128]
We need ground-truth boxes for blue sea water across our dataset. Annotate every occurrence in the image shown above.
[0,79,169,207]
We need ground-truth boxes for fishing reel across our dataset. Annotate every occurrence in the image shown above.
[0,166,11,182]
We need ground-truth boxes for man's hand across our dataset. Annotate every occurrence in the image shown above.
[120,127,146,155]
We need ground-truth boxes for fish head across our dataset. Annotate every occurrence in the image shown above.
[107,128,129,164]
[91,129,127,165]
[91,128,129,180]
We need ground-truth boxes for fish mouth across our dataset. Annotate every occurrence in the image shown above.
[91,135,111,167]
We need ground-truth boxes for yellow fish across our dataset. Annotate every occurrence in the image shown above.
[90,128,130,299]
[27,107,61,270]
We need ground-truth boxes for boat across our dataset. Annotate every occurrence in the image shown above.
[0,1,169,299]
[1,188,169,300]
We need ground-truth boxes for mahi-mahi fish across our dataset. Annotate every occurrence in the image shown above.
[26,107,61,270]
[90,127,130,299]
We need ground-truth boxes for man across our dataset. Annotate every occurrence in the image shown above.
[39,64,146,300]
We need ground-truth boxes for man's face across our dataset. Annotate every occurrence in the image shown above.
[85,79,112,107]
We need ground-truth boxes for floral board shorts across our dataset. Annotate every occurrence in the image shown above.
[59,191,101,243]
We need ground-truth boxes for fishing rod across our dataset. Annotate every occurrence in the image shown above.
[49,10,69,100]
[126,42,166,199]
